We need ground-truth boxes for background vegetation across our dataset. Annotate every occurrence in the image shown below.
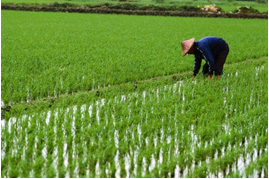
[1,0,268,12]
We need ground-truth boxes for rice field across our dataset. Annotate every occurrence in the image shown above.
[1,11,267,105]
[1,10,268,178]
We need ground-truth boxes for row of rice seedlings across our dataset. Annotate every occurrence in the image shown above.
[2,105,266,177]
[2,10,268,104]
[1,59,267,177]
[2,79,191,177]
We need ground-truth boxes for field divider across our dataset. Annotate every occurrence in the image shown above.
[1,3,268,19]
[1,56,267,119]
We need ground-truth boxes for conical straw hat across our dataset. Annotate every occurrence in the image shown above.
[181,38,195,57]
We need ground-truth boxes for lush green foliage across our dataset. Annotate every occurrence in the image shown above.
[1,57,268,177]
[1,10,268,178]
[1,11,267,104]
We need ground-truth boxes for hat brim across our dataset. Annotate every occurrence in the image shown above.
[181,38,195,57]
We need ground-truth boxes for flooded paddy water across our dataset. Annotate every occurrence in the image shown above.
[1,62,267,177]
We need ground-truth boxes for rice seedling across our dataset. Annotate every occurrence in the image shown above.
[1,56,267,177]
[1,10,268,104]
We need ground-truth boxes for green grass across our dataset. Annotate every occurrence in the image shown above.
[1,10,268,104]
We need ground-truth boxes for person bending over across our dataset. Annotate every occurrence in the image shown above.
[181,36,229,80]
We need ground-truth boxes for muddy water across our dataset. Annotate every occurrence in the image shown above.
[95,160,101,178]
[115,150,121,178]
[114,130,119,148]
[142,157,147,177]
[124,153,131,178]
[149,154,156,172]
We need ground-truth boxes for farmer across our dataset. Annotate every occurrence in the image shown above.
[181,37,229,80]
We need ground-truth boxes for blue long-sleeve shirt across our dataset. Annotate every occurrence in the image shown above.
[193,37,227,76]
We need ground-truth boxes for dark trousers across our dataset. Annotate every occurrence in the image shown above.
[202,43,230,76]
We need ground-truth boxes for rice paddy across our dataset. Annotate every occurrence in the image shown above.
[1,10,268,178]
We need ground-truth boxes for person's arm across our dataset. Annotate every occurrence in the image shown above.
[198,46,215,75]
[193,56,202,77]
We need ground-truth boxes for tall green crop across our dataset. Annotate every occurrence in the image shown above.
[1,11,268,104]
[2,57,267,177]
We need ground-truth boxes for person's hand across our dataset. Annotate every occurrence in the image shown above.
[208,75,212,80]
